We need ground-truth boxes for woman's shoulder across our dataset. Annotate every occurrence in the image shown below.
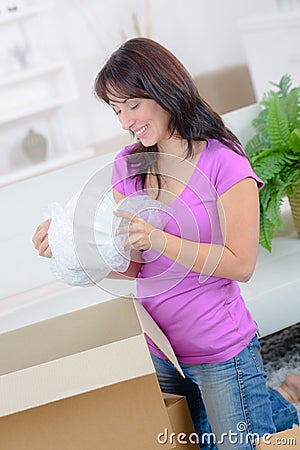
[204,138,250,171]
[112,142,143,192]
[206,139,245,158]
[114,143,138,161]
[203,139,263,194]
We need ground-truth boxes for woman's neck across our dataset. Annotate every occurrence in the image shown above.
[157,135,188,157]
[157,136,205,160]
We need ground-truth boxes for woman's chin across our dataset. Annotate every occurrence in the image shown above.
[139,138,156,147]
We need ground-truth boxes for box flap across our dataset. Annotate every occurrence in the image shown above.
[163,392,185,408]
[0,335,153,417]
[132,297,185,378]
[0,296,143,376]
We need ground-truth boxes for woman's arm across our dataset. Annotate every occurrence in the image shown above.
[156,178,259,282]
[106,249,142,279]
[117,178,260,283]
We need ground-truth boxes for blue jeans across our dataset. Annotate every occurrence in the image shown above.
[152,336,299,450]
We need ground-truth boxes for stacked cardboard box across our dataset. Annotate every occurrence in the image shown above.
[255,426,300,449]
[163,393,199,449]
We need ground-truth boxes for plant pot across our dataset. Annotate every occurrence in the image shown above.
[288,188,300,238]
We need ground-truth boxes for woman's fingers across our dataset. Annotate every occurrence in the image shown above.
[114,209,135,221]
[43,244,52,259]
[32,220,50,246]
[124,234,143,252]
[116,224,135,235]
[38,235,52,258]
[32,219,52,258]
[115,209,158,251]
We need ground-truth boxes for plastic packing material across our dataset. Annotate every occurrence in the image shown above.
[47,191,174,286]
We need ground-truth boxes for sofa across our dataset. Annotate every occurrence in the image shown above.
[193,64,256,114]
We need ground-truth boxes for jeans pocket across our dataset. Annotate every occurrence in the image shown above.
[248,335,264,374]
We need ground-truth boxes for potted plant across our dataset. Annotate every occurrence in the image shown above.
[245,74,300,251]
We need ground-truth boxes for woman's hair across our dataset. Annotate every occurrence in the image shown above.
[94,37,244,190]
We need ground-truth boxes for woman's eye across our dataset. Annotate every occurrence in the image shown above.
[129,104,138,110]
[114,110,121,116]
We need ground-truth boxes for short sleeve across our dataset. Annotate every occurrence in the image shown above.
[206,142,264,196]
[111,144,137,196]
[111,150,127,195]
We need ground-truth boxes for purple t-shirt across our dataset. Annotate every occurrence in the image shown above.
[112,139,264,364]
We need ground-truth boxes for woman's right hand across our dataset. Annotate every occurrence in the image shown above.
[32,219,52,258]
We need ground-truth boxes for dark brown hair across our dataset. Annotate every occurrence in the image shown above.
[94,37,244,190]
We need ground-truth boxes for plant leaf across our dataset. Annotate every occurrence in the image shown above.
[270,74,292,97]
[267,94,290,149]
[259,210,274,252]
[265,191,283,227]
[252,108,269,131]
[261,90,277,108]
[245,134,269,158]
[284,87,300,130]
[244,74,300,252]
[251,150,287,181]
[288,128,300,153]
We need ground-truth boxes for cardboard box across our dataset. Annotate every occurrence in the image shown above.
[255,425,300,449]
[162,393,199,449]
[0,296,184,450]
[162,393,300,450]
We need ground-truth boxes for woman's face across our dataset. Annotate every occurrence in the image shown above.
[108,96,171,147]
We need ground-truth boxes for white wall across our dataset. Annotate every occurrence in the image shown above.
[148,0,276,73]
[53,0,278,148]
[1,0,279,172]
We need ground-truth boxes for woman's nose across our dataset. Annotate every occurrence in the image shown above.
[120,111,135,131]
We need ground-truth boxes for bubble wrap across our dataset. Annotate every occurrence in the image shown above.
[47,192,173,286]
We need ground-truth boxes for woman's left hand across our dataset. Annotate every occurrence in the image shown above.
[114,209,165,252]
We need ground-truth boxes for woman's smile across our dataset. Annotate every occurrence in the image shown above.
[133,124,149,137]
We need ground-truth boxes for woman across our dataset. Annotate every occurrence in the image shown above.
[33,38,299,449]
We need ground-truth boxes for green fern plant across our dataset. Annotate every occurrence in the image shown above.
[245,74,300,251]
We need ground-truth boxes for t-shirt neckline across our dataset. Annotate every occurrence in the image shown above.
[161,139,208,206]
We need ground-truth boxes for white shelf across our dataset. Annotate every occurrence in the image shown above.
[0,1,82,181]
[0,61,69,88]
[0,94,77,125]
[0,147,96,187]
[0,2,55,25]
[0,61,78,125]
